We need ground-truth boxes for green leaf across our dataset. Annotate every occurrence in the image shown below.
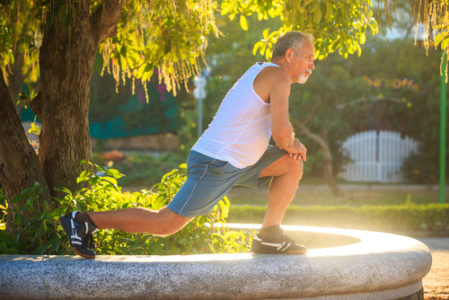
[77,170,90,183]
[106,169,125,179]
[48,207,67,218]
[28,120,41,135]
[55,187,72,197]
[359,33,366,45]
[435,33,444,46]
[102,177,118,186]
[239,15,248,31]
[96,163,106,173]
[442,36,449,50]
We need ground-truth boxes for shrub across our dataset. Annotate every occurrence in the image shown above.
[93,151,182,187]
[1,182,69,254]
[402,150,440,184]
[0,163,250,255]
[229,201,449,233]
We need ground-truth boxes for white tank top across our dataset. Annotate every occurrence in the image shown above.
[192,62,280,168]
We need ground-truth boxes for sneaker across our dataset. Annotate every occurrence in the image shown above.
[59,211,97,259]
[251,231,307,254]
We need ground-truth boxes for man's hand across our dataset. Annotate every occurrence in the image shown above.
[287,138,307,161]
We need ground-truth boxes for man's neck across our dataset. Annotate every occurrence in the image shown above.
[271,58,288,70]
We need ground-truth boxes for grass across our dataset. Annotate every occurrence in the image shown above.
[123,181,446,207]
[227,185,446,207]
[226,185,449,234]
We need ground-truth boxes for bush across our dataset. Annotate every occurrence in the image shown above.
[402,150,440,184]
[93,151,183,187]
[0,182,68,254]
[229,201,449,233]
[0,163,250,255]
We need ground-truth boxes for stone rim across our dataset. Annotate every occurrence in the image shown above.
[0,225,433,299]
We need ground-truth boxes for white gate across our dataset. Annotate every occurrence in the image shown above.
[340,130,418,182]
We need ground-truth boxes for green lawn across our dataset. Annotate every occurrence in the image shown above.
[226,185,449,234]
[227,185,445,207]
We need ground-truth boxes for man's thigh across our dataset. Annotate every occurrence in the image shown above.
[259,153,303,178]
[235,145,286,188]
[168,151,242,217]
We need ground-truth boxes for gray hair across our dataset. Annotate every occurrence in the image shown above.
[271,31,314,60]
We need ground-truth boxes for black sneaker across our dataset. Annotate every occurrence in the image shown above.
[59,211,97,259]
[251,231,307,254]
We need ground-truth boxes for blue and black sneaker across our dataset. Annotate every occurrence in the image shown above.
[251,231,307,254]
[59,212,97,259]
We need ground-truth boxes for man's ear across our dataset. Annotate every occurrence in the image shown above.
[285,48,295,63]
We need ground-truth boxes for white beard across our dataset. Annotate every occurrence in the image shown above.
[297,70,312,84]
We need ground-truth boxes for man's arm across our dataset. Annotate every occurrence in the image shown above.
[269,70,307,161]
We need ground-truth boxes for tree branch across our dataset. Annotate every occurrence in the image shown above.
[296,121,328,150]
[301,99,321,126]
[295,120,340,196]
[30,92,41,117]
[91,0,125,44]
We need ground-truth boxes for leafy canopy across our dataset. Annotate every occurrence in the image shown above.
[0,0,41,86]
[0,0,378,99]
[408,0,449,78]
[0,0,219,97]
[99,0,219,96]
[4,0,449,95]
[221,0,378,60]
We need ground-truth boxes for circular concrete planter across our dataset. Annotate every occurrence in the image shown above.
[0,224,431,299]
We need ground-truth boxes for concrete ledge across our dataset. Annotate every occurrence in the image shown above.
[0,225,432,299]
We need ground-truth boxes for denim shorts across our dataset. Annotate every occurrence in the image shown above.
[168,145,286,217]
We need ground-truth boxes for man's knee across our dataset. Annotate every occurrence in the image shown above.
[280,154,303,179]
[260,154,304,179]
[291,157,304,180]
[155,207,192,236]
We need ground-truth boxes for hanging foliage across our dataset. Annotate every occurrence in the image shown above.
[221,0,378,60]
[0,0,381,100]
[408,0,449,80]
[0,0,41,86]
[99,0,219,97]
[0,0,219,99]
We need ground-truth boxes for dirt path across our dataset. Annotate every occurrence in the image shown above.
[418,238,449,300]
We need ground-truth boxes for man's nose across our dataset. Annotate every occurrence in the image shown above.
[309,61,315,70]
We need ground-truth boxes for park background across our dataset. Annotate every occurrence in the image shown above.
[19,3,446,191]
[1,0,449,298]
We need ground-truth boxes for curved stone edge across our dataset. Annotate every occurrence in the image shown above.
[298,281,423,300]
[0,225,432,299]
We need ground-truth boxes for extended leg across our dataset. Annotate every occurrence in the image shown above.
[87,207,192,236]
[60,207,192,259]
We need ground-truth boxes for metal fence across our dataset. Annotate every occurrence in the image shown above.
[340,130,419,182]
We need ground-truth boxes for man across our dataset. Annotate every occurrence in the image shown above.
[60,31,315,259]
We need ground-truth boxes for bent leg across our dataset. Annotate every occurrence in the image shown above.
[88,207,192,236]
[258,154,303,228]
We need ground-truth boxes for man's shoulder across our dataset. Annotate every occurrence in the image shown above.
[257,65,289,84]
[253,64,290,102]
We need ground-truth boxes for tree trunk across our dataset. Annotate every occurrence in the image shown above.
[321,140,340,197]
[298,125,341,197]
[8,51,26,113]
[0,71,51,234]
[39,13,96,195]
[38,1,123,195]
